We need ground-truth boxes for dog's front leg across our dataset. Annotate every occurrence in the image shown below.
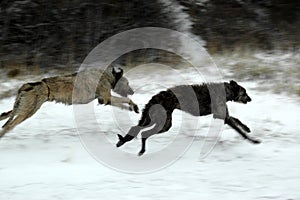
[230,116,251,133]
[99,96,131,110]
[225,116,261,144]
[110,96,139,113]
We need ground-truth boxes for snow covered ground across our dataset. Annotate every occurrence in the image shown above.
[0,65,299,200]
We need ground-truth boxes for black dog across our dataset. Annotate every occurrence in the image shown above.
[116,80,260,156]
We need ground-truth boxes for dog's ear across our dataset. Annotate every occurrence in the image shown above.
[230,80,238,87]
[112,67,123,81]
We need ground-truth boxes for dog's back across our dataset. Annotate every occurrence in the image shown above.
[138,83,224,127]
[42,75,75,105]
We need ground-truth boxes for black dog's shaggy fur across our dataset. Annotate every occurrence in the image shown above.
[116,80,261,156]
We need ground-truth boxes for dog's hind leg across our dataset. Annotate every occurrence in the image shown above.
[137,106,171,156]
[115,105,151,148]
[158,112,173,133]
[0,83,48,138]
[138,116,172,156]
[117,122,162,156]
[116,126,143,147]
[116,106,162,148]
[0,115,30,137]
[0,101,45,138]
[138,124,159,156]
[0,110,12,121]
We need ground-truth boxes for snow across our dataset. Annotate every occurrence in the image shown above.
[0,66,300,200]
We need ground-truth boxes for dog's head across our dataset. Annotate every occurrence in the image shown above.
[112,67,134,97]
[228,80,252,104]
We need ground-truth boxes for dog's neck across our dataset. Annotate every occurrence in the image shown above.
[100,69,118,88]
[111,79,118,89]
[111,74,123,90]
[224,82,235,102]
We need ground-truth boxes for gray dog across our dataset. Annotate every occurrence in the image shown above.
[0,67,139,138]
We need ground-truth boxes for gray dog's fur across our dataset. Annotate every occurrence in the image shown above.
[0,67,139,138]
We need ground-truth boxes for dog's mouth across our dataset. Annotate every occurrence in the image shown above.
[235,100,247,104]
[114,88,134,97]
[240,99,251,104]
[235,98,250,104]
[124,90,134,97]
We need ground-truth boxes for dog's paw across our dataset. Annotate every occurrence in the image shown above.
[243,126,251,133]
[116,134,125,147]
[129,104,139,113]
[133,104,139,113]
[128,106,133,112]
[249,138,261,144]
[239,123,251,133]
[116,141,124,147]
[138,150,145,156]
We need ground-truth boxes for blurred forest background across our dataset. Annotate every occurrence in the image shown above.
[0,0,300,94]
[0,0,299,69]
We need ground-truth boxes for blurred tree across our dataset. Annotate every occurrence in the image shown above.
[0,0,176,68]
[0,0,299,68]
[179,0,300,52]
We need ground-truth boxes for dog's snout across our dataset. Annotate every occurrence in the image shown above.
[247,96,252,102]
[128,88,134,95]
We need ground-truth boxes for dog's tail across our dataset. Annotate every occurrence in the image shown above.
[138,90,175,127]
[138,93,162,127]
[0,110,12,121]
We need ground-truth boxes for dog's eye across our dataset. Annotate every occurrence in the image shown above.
[238,89,246,96]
